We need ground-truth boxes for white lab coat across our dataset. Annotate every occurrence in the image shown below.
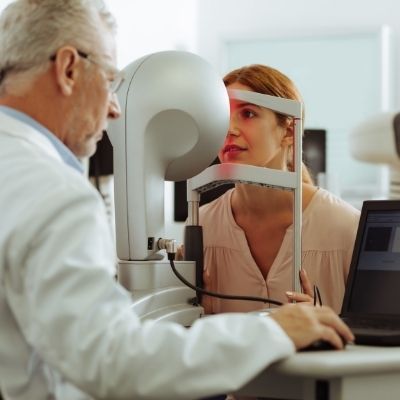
[0,111,295,400]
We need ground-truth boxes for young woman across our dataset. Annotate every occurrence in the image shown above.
[199,64,360,314]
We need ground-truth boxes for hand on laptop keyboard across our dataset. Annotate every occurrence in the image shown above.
[269,304,354,351]
[300,334,348,352]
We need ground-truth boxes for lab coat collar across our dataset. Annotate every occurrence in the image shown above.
[0,106,84,173]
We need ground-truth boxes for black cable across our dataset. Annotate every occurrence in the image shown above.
[167,254,283,307]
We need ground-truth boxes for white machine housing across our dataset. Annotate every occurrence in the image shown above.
[350,112,400,197]
[107,51,229,261]
[107,51,230,323]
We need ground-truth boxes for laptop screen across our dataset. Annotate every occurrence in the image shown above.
[345,204,400,316]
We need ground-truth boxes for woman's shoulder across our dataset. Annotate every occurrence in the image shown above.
[303,188,360,247]
[199,188,234,221]
[310,188,360,220]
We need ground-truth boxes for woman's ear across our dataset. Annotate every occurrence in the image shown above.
[281,119,294,147]
[52,46,80,96]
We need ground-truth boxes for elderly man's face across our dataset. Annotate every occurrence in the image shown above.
[65,29,121,158]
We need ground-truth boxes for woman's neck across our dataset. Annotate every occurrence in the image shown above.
[231,182,318,221]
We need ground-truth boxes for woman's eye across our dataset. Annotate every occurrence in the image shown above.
[240,109,256,119]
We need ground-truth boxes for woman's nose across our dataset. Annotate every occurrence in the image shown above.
[227,120,240,136]
[227,109,243,135]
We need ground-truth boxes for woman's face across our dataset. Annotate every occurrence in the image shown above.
[219,82,293,170]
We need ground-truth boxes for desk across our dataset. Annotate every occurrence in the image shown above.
[235,345,400,400]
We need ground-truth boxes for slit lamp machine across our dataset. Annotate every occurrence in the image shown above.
[107,51,303,324]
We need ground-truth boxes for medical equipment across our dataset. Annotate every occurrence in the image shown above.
[107,51,303,324]
[108,51,229,261]
[107,51,229,324]
[187,89,303,294]
[350,112,400,198]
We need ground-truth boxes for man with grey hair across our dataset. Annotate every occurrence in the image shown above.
[0,1,353,399]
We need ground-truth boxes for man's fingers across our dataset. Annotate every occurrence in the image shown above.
[318,326,345,349]
[315,306,355,342]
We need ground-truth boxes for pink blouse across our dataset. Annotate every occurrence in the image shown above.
[199,188,360,314]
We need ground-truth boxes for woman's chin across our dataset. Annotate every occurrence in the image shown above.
[221,152,246,163]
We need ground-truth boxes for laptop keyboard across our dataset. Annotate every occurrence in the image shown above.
[343,318,400,331]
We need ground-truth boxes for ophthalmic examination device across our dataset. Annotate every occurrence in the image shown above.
[107,50,303,325]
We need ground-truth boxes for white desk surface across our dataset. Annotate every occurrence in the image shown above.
[271,344,400,378]
[236,345,400,399]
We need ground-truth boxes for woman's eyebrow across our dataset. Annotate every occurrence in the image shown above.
[236,102,262,109]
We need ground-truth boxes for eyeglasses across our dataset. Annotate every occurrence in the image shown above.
[50,49,124,94]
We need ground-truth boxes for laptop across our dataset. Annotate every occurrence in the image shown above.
[341,200,400,346]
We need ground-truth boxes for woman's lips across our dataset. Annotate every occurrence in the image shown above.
[222,144,246,154]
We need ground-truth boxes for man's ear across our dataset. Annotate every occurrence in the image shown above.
[53,46,80,96]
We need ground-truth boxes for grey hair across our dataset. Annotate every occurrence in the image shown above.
[0,0,116,90]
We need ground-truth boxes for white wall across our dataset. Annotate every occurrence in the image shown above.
[0,0,12,10]
[196,0,399,106]
[105,0,198,68]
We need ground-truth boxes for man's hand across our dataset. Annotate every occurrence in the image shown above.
[269,303,354,350]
